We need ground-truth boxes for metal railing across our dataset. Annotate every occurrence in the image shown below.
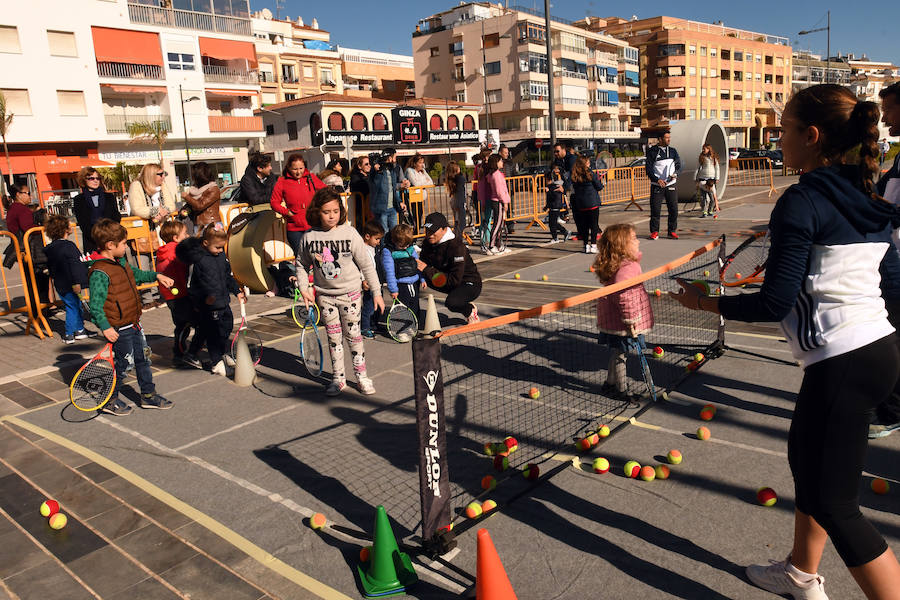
[727,157,776,196]
[0,230,48,339]
[202,65,258,84]
[104,114,172,135]
[97,61,163,80]
[127,2,252,36]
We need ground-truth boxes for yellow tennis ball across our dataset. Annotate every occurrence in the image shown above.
[528,387,540,399]
[48,513,67,530]
[465,502,483,519]
[592,457,609,474]
[655,464,670,479]
[309,513,327,530]
[694,353,705,362]
[170,288,179,295]
[703,270,710,277]
[40,499,60,518]
[667,449,683,465]
[624,460,641,478]
[541,275,548,281]
[597,424,610,438]
[872,478,890,495]
[640,465,656,481]
[514,273,521,279]
[481,499,498,513]
[697,426,711,441]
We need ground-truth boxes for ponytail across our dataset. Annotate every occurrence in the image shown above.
[847,100,881,197]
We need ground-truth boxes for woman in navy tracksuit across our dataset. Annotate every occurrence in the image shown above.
[673,85,900,599]
[570,155,603,253]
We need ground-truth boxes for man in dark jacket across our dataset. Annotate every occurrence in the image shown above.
[552,143,576,192]
[645,132,682,240]
[239,153,276,206]
[416,212,481,325]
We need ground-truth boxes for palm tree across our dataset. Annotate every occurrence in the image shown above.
[0,92,14,196]
[126,119,170,168]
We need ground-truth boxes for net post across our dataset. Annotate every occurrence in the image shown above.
[713,234,727,354]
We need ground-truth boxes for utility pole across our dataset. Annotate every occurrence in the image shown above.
[544,0,556,146]
[179,85,191,178]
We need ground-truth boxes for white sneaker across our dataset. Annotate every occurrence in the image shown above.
[325,379,347,396]
[467,304,479,324]
[357,376,376,395]
[590,244,598,254]
[549,238,559,244]
[489,247,500,255]
[211,360,227,376]
[584,246,591,254]
[746,557,829,600]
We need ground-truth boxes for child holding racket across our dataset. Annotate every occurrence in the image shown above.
[86,218,174,415]
[381,223,425,340]
[361,220,385,339]
[593,223,654,396]
[157,221,203,368]
[176,225,245,376]
[296,188,384,396]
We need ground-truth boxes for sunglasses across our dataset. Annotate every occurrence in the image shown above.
[86,176,100,181]
[17,190,31,195]
[156,171,167,177]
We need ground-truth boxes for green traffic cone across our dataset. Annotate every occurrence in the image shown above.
[358,505,417,597]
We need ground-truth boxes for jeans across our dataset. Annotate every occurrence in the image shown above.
[373,209,398,233]
[60,291,84,336]
[112,326,155,400]
[166,297,202,357]
[649,185,678,233]
[199,306,233,366]
[286,230,306,258]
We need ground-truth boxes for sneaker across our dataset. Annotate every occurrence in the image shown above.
[590,244,598,254]
[746,557,828,600]
[211,360,227,376]
[141,393,173,410]
[485,247,496,256]
[700,212,707,218]
[649,232,659,240]
[869,421,900,439]
[362,329,375,339]
[564,230,573,242]
[74,330,89,340]
[549,238,559,244]
[668,231,680,239]
[358,376,376,396]
[223,354,236,368]
[63,334,75,345]
[326,379,347,396]
[181,353,202,369]
[584,246,592,254]
[102,398,133,417]
[467,304,479,325]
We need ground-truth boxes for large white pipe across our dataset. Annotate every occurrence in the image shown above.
[668,119,730,201]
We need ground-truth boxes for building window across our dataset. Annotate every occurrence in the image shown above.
[265,123,274,136]
[430,46,439,57]
[521,81,548,100]
[0,26,20,54]
[776,75,784,85]
[431,73,441,83]
[658,44,685,57]
[485,89,502,104]
[281,64,296,82]
[734,71,742,80]
[755,54,762,63]
[688,66,696,76]
[776,56,784,67]
[764,74,772,84]
[710,47,717,57]
[721,49,731,60]
[483,33,499,49]
[688,45,696,55]
[747,72,754,81]
[372,113,388,130]
[320,67,334,86]
[700,46,707,56]
[350,112,367,131]
[700,67,707,77]
[745,110,752,122]
[462,114,476,130]
[456,91,467,103]
[0,89,31,115]
[710,109,716,118]
[287,121,298,140]
[689,109,697,119]
[328,112,345,130]
[284,93,296,100]
[720,90,730,99]
[47,30,77,57]
[775,92,784,102]
[430,114,443,130]
[765,55,773,65]
[454,65,464,81]
[447,114,459,130]
[517,22,546,42]
[722,109,729,120]
[689,87,697,97]
[57,90,86,116]
[720,69,730,80]
[168,52,195,71]
[755,91,761,101]
[701,88,707,97]
[733,51,743,61]
[450,41,464,56]
[484,61,501,75]
[701,110,706,119]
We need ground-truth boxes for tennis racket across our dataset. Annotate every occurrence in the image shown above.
[291,281,320,330]
[69,343,116,412]
[299,298,323,377]
[231,287,262,365]
[631,335,657,403]
[720,230,769,287]
[386,297,418,343]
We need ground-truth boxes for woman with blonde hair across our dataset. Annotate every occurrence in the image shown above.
[696,144,720,217]
[128,163,175,225]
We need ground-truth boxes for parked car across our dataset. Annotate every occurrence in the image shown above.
[220,183,242,203]
[729,148,745,160]
[766,149,783,169]
[626,157,646,169]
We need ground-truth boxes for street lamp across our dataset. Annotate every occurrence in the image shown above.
[179,85,201,182]
[799,11,830,84]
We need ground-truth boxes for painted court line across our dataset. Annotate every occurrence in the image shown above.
[175,404,299,451]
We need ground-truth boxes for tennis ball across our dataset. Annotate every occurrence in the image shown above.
[703,270,710,277]
[713,214,718,219]
[653,346,665,358]
[40,499,60,518]
[757,487,778,506]
[640,466,656,481]
[667,449,683,465]
[541,275,549,281]
[481,499,498,513]
[483,442,496,456]
[735,272,742,279]
[696,426,711,441]
[504,436,518,453]
[694,353,705,362]
[310,513,327,530]
[597,424,610,438]
[588,433,600,447]
[522,463,540,480]
[514,273,521,279]
[699,407,715,421]
[872,478,890,495]
[654,288,662,297]
[170,287,179,295]
[577,437,592,451]
[48,513,67,530]
[481,475,497,491]
[360,546,372,562]
[465,502,483,519]
[702,403,717,415]
[592,457,610,474]
[624,460,641,478]
[655,464,670,479]
[589,265,595,272]
[493,455,509,472]
[690,280,711,295]
[431,271,448,288]
[528,386,540,399]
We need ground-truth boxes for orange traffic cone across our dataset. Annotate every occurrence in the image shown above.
[476,528,517,600]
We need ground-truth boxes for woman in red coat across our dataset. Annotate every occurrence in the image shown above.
[270,153,325,255]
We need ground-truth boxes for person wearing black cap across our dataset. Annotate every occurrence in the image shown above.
[416,212,481,324]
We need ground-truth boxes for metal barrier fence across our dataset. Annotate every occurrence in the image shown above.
[727,158,776,197]
[0,231,48,339]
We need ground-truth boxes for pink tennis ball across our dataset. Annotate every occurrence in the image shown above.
[757,487,778,506]
[522,463,540,480]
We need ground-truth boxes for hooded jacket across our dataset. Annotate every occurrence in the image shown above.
[719,165,900,367]
[155,240,188,302]
[182,182,221,227]
[270,169,325,232]
[239,164,277,206]
[175,237,240,310]
[420,230,480,291]
[44,238,88,296]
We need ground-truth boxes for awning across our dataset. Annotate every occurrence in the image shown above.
[345,73,377,81]
[663,87,685,92]
[205,88,257,97]
[100,84,167,94]
[91,27,163,66]
[198,37,258,68]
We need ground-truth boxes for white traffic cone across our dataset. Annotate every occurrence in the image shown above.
[423,294,441,338]
[233,332,256,386]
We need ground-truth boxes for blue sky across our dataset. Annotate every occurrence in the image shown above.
[253,1,898,65]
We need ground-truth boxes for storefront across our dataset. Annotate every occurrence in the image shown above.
[96,145,248,190]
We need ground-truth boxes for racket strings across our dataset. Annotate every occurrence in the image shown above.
[301,327,323,376]
[72,360,115,409]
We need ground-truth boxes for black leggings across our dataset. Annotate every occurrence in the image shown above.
[789,334,899,567]
[444,279,481,318]
[547,209,568,240]
[573,209,600,248]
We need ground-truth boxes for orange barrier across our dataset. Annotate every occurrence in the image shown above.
[21,227,54,338]
[0,230,48,339]
[727,158,776,197]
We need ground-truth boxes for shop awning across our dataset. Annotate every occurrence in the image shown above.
[205,88,257,97]
[198,37,258,68]
[345,73,377,81]
[91,27,163,66]
[100,84,167,94]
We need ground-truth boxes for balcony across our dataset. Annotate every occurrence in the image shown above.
[97,61,163,80]
[556,44,587,55]
[208,115,263,132]
[104,113,172,135]
[258,72,278,84]
[558,70,588,81]
[127,3,251,36]
[202,65,258,84]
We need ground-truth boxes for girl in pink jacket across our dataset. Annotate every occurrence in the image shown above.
[593,223,654,395]
[484,154,511,254]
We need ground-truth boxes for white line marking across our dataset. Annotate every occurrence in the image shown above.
[175,405,298,451]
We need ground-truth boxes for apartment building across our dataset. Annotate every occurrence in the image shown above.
[596,16,792,148]
[0,0,263,197]
[339,48,415,102]
[412,3,641,156]
[791,50,852,97]
[253,10,344,106]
